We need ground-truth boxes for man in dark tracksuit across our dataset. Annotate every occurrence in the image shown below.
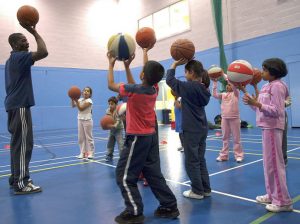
[5,23,48,194]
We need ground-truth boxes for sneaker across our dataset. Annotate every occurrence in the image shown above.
[14,183,42,195]
[114,210,145,224]
[216,156,228,162]
[105,155,113,162]
[236,158,243,163]
[256,195,271,204]
[183,190,204,199]
[87,152,94,159]
[154,206,180,219]
[265,204,293,212]
[77,153,84,159]
[203,191,211,197]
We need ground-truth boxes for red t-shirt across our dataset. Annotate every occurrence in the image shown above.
[119,83,158,135]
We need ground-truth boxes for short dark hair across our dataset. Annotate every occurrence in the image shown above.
[108,96,118,104]
[8,33,23,49]
[143,60,165,86]
[262,58,288,78]
[185,60,207,79]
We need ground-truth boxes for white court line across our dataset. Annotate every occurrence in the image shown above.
[0,155,107,173]
[182,159,263,185]
[0,151,107,168]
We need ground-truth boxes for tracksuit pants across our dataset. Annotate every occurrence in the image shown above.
[116,134,177,215]
[7,107,33,190]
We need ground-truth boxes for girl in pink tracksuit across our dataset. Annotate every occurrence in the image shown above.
[212,75,244,162]
[242,58,293,213]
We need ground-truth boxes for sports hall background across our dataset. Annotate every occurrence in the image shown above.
[0,0,300,133]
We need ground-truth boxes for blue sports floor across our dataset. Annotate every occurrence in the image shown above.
[0,125,300,224]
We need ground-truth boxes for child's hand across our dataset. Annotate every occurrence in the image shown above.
[123,54,135,68]
[20,23,37,35]
[107,51,117,67]
[171,58,188,69]
[236,83,246,93]
[243,93,260,108]
[143,42,155,52]
[285,96,292,107]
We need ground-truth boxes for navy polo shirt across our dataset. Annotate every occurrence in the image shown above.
[4,51,35,111]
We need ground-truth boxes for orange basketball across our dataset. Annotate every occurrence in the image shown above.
[17,5,39,26]
[251,68,262,85]
[68,86,81,100]
[135,27,156,48]
[100,115,115,130]
[170,39,195,61]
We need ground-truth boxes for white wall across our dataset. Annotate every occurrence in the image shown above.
[0,0,300,69]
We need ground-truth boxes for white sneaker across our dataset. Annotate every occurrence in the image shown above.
[15,183,42,195]
[216,156,228,162]
[183,190,204,199]
[87,152,94,159]
[77,153,84,159]
[266,204,293,212]
[236,158,243,163]
[256,195,271,204]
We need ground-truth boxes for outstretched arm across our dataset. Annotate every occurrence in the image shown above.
[107,52,120,92]
[123,54,135,84]
[20,23,48,61]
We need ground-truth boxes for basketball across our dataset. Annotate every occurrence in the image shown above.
[17,5,39,26]
[68,86,81,100]
[135,27,156,48]
[107,33,136,60]
[250,68,262,85]
[116,103,127,116]
[170,39,195,61]
[208,65,223,80]
[227,60,253,86]
[100,115,115,130]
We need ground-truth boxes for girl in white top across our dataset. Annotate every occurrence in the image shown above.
[72,87,95,159]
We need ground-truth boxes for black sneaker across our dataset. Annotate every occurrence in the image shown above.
[154,206,180,219]
[114,210,145,224]
[14,182,42,195]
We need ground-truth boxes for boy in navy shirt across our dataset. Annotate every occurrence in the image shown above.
[107,50,179,223]
[5,23,48,194]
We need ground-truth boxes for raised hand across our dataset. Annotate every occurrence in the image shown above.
[107,51,117,67]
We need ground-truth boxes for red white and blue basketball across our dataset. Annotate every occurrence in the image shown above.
[116,103,127,116]
[208,65,223,80]
[107,33,136,61]
[227,60,253,86]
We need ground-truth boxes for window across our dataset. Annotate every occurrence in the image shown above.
[138,0,190,40]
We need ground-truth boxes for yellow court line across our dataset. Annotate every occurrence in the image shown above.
[250,195,300,224]
[0,160,93,178]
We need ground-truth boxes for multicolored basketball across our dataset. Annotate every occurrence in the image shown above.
[17,5,39,26]
[107,33,136,60]
[116,103,127,116]
[250,68,262,85]
[68,86,81,100]
[135,27,156,48]
[100,115,115,130]
[170,39,195,61]
[227,60,253,86]
[208,65,223,80]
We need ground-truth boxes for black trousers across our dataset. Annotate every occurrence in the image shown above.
[116,134,177,215]
[183,130,211,195]
[7,107,33,190]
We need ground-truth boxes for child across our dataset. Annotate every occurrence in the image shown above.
[107,49,179,223]
[173,93,184,152]
[212,75,244,162]
[166,58,211,199]
[72,87,95,159]
[5,23,48,194]
[242,58,293,212]
[104,96,124,162]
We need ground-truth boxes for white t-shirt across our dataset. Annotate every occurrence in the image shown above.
[77,98,93,120]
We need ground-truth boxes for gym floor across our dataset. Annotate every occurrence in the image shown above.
[0,125,299,224]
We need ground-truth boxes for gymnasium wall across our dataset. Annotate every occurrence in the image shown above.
[1,0,300,133]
